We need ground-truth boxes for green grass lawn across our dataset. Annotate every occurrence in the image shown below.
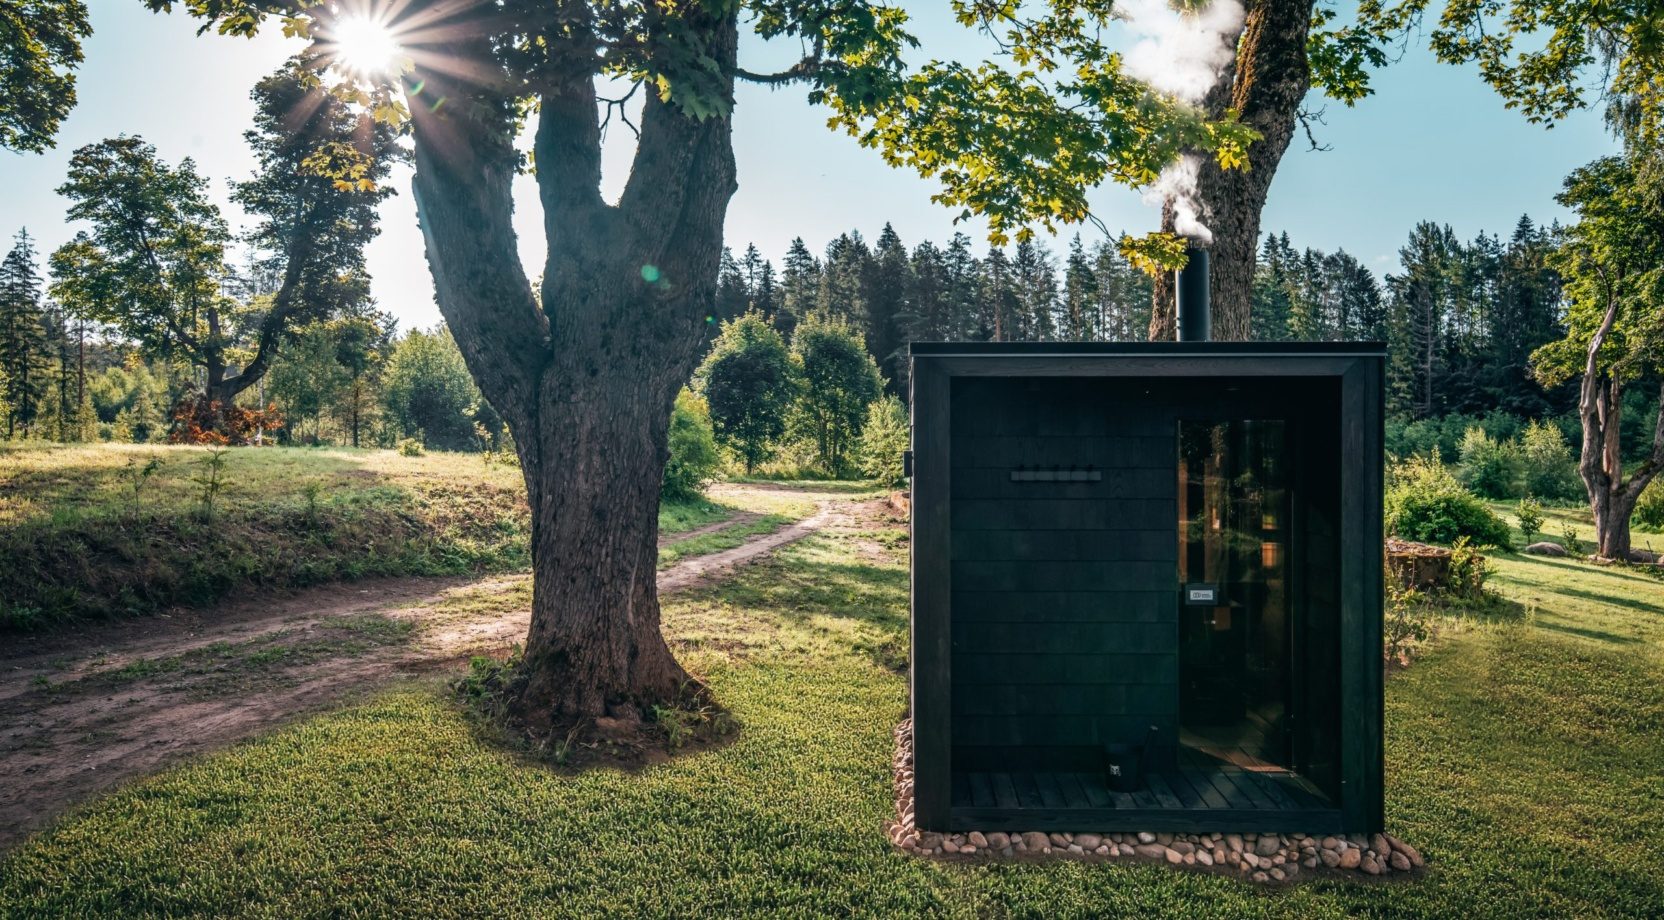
[3,501,1662,917]
[0,444,760,631]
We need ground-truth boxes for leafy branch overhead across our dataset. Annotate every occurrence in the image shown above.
[142,0,1257,244]
[1350,0,1664,144]
[0,0,93,152]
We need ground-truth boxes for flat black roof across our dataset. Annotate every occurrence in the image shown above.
[909,341,1387,357]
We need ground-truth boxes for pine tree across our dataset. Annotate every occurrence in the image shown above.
[978,246,1018,341]
[0,230,50,438]
[1090,240,1150,342]
[777,237,819,341]
[714,248,750,323]
[1387,222,1461,418]
[815,232,871,331]
[867,223,912,391]
[906,240,949,343]
[1012,238,1058,341]
[754,261,778,321]
[942,233,981,341]
[1062,235,1097,340]
[740,244,766,297]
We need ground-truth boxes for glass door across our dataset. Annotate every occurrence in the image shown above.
[1177,419,1292,770]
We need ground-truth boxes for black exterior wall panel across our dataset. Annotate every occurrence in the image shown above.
[909,342,1387,834]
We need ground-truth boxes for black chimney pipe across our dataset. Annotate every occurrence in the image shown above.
[1175,245,1210,342]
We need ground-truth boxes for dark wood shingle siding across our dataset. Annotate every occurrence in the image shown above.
[949,378,1179,769]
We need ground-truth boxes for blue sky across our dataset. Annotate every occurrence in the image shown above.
[1,2,1618,331]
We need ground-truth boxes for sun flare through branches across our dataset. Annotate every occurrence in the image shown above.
[324,15,402,78]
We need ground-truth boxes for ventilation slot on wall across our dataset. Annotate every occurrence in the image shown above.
[1009,466,1102,483]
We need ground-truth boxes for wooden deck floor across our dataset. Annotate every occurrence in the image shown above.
[948,746,1338,833]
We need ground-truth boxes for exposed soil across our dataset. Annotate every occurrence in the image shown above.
[0,488,842,850]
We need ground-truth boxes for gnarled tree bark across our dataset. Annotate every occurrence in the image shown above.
[406,12,739,729]
[1150,0,1316,342]
[1575,277,1664,561]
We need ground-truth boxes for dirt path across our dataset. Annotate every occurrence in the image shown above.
[0,491,844,850]
[657,510,764,547]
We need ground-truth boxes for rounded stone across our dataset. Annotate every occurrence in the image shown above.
[968,831,988,849]
[1386,834,1424,867]
[1338,847,1361,870]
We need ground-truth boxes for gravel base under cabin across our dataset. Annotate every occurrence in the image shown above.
[887,720,1424,883]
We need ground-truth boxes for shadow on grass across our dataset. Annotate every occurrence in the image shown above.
[1535,620,1645,646]
[1554,586,1664,616]
[1502,550,1664,587]
[706,553,907,633]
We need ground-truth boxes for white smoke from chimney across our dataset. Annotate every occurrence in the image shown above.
[1141,153,1211,242]
[1118,0,1245,106]
[1116,0,1247,245]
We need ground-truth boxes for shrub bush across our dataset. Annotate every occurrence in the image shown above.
[857,395,909,487]
[1520,420,1583,502]
[1515,496,1545,543]
[397,436,425,457]
[662,390,720,500]
[1456,426,1523,499]
[1386,454,1513,547]
[1634,479,1664,531]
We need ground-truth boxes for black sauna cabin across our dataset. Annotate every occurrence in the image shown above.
[907,340,1386,835]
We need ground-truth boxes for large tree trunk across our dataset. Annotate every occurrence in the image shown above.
[1150,0,1315,342]
[407,11,739,729]
[1576,288,1664,561]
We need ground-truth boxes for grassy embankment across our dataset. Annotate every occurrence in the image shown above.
[2,491,1661,917]
[0,444,768,631]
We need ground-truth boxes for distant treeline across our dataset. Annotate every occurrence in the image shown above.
[0,215,1577,457]
[711,216,1570,426]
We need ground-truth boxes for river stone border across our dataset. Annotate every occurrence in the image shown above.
[887,720,1423,883]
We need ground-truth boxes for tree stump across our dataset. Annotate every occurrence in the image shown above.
[1386,539,1452,591]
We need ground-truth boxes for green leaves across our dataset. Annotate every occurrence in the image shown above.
[1355,0,1664,145]
[1531,150,1664,387]
[818,1,1256,244]
[0,0,93,152]
[151,0,1259,245]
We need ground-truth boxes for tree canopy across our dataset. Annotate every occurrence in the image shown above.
[1356,0,1664,143]
[48,62,400,435]
[0,0,91,152]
